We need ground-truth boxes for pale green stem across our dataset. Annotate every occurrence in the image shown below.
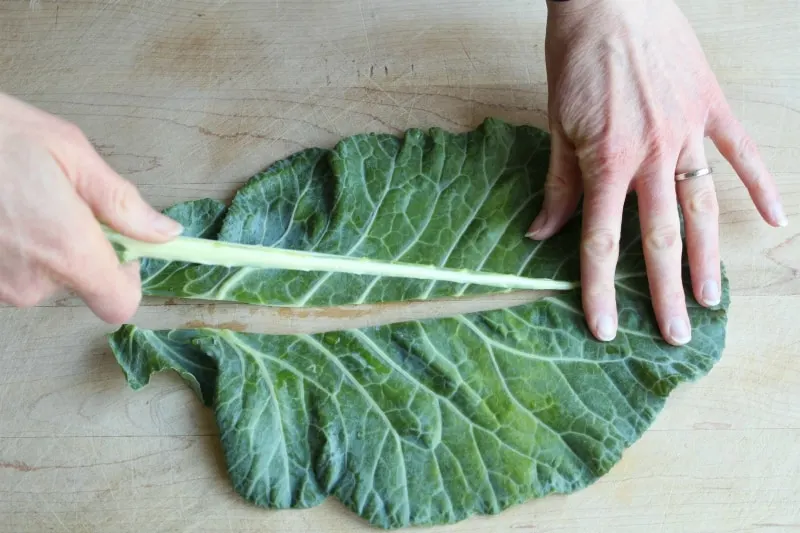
[103,227,579,292]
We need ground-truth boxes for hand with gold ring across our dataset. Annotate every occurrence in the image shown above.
[530,0,787,346]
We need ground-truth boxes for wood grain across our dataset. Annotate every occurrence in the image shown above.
[0,0,799,531]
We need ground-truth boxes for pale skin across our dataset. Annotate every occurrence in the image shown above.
[0,94,183,323]
[0,0,787,344]
[528,0,786,345]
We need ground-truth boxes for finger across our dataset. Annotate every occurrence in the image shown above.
[53,213,144,324]
[580,176,629,342]
[637,159,691,346]
[81,159,182,241]
[74,253,142,324]
[707,107,787,227]
[0,275,59,308]
[675,135,721,307]
[527,128,582,240]
[84,261,143,322]
[65,139,183,242]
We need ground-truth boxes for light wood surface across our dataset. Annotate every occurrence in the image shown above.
[1,1,799,531]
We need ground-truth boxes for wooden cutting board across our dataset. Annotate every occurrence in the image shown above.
[0,1,798,531]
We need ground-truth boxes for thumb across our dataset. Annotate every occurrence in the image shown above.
[75,155,183,243]
[526,127,582,240]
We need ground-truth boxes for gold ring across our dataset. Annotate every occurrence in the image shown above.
[675,167,713,182]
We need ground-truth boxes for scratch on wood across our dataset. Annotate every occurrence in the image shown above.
[767,233,800,278]
[358,0,373,59]
[693,421,733,430]
[460,40,477,72]
[0,460,40,472]
[182,320,247,332]
[197,125,269,141]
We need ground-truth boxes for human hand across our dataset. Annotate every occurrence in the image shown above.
[0,93,183,323]
[529,0,787,346]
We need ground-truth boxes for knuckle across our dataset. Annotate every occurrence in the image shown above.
[60,121,88,144]
[582,229,619,259]
[645,138,670,164]
[656,287,688,309]
[51,239,84,270]
[645,225,682,252]
[669,287,687,302]
[586,142,633,186]
[108,180,141,214]
[686,187,719,217]
[735,134,758,162]
[583,282,616,300]
[7,288,45,308]
[596,142,629,172]
[546,170,572,190]
[544,171,576,199]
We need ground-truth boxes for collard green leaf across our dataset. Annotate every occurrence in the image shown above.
[138,119,580,305]
[109,118,730,529]
[138,198,228,285]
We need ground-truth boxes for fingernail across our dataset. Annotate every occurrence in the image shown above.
[771,203,788,227]
[525,208,548,239]
[668,317,691,345]
[595,314,616,341]
[701,280,720,306]
[152,212,183,236]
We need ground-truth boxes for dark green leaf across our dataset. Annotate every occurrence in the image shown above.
[109,118,729,529]
[139,119,579,304]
